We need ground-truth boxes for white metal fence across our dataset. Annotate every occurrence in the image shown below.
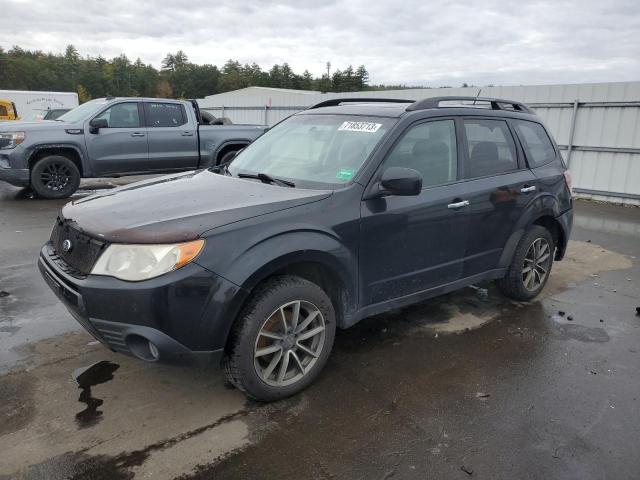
[199,83,640,204]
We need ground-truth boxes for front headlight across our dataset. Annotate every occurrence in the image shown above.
[91,239,205,281]
[0,132,26,149]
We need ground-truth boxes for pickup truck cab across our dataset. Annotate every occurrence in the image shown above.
[0,97,267,198]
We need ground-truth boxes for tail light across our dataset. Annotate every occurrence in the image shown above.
[563,170,572,190]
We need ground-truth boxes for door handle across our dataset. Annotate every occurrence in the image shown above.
[131,132,145,137]
[447,200,470,209]
[520,185,536,193]
[181,131,194,136]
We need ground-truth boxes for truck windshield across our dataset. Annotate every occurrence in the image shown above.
[21,110,48,121]
[57,99,110,123]
[228,114,395,188]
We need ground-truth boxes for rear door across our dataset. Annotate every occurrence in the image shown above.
[459,117,536,277]
[143,102,198,171]
[85,101,149,175]
[360,118,470,305]
[510,118,572,208]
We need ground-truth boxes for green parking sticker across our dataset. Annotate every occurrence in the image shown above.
[336,168,355,181]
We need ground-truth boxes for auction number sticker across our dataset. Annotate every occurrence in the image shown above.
[338,121,382,133]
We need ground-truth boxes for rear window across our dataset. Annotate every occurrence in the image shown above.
[463,119,518,178]
[513,120,556,167]
[144,103,187,127]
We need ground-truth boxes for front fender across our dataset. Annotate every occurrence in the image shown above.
[218,229,355,303]
[196,225,358,332]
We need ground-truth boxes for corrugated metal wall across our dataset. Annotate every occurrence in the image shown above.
[198,82,640,204]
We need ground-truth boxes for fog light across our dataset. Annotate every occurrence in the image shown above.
[127,334,160,362]
[148,341,160,360]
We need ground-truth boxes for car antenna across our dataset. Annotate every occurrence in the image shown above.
[472,87,482,106]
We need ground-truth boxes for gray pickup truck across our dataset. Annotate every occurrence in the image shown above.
[0,97,267,198]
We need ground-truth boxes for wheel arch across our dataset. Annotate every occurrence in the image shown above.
[499,196,569,267]
[214,140,251,165]
[28,144,85,176]
[213,246,356,356]
[241,252,354,326]
[532,215,567,260]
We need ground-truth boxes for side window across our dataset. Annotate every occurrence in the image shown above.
[93,103,141,128]
[463,119,517,178]
[0,105,7,116]
[384,120,458,187]
[145,103,187,127]
[513,120,556,167]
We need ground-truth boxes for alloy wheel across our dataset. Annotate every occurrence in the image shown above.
[40,162,72,192]
[253,300,326,387]
[522,237,551,291]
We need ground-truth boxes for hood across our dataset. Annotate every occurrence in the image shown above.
[0,120,75,132]
[62,170,332,243]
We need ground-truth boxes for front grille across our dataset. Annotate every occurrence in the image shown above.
[50,217,108,276]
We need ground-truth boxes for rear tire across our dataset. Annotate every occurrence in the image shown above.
[497,225,554,301]
[218,149,239,166]
[223,275,336,401]
[30,155,80,199]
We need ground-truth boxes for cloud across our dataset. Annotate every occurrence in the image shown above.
[2,0,639,86]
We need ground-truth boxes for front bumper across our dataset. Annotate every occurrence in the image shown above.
[38,243,241,365]
[0,163,29,187]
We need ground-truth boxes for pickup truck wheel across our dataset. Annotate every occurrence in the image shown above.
[30,155,80,199]
[497,225,554,301]
[219,150,239,166]
[223,275,336,401]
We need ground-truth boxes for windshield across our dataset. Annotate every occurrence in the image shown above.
[228,114,395,188]
[57,99,110,123]
[21,110,48,121]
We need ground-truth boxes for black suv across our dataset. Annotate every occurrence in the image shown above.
[39,96,572,401]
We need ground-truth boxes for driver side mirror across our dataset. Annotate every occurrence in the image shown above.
[369,167,422,198]
[89,118,108,134]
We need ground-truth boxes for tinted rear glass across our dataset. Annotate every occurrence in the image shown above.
[513,120,556,167]
[463,119,517,178]
[145,103,187,127]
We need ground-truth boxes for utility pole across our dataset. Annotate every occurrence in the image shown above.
[322,61,332,93]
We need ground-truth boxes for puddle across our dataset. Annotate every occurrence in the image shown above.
[551,322,610,343]
[72,360,120,428]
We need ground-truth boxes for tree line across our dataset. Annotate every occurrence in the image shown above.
[0,45,414,102]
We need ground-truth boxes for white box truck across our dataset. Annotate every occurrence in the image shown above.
[0,90,79,121]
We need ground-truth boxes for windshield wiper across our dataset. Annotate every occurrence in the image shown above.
[238,172,295,188]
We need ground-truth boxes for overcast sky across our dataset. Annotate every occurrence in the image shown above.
[2,0,639,86]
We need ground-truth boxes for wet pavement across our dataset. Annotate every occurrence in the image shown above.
[1,180,639,479]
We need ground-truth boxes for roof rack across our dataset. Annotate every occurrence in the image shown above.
[308,98,413,110]
[406,96,534,114]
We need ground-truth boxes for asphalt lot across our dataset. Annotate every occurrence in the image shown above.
[1,179,639,480]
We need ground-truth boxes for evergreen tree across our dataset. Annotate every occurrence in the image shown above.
[0,44,407,101]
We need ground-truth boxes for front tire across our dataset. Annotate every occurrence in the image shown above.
[498,225,554,301]
[223,275,336,401]
[30,155,80,199]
